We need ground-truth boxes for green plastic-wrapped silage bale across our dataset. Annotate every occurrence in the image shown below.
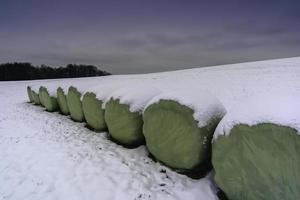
[42,88,58,112]
[38,86,47,107]
[57,87,69,115]
[31,90,41,105]
[82,92,106,131]
[67,86,85,122]
[27,86,34,102]
[212,96,300,200]
[104,86,160,147]
[143,91,226,172]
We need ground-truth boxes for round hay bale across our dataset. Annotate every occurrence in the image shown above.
[82,92,106,131]
[67,86,84,122]
[143,91,225,172]
[212,96,300,200]
[104,85,160,147]
[213,123,300,200]
[31,90,41,105]
[27,86,34,103]
[42,88,58,112]
[57,87,69,115]
[38,86,48,107]
[105,99,144,146]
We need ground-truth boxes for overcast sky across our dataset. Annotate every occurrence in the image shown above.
[0,0,300,74]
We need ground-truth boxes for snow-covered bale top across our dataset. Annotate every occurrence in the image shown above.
[214,94,300,139]
[28,56,300,129]
[105,84,161,113]
[146,90,226,128]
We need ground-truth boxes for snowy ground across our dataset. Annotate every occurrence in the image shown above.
[0,81,217,200]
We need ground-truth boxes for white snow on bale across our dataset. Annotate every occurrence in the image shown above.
[105,84,162,113]
[145,90,226,128]
[214,94,300,139]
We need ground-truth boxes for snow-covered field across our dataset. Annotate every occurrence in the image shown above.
[1,57,300,200]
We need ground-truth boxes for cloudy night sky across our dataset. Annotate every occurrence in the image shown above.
[0,0,300,74]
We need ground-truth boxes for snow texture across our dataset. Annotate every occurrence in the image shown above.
[105,84,161,113]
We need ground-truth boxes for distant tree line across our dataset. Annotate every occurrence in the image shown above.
[0,62,111,81]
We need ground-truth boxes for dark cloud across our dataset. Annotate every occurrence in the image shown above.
[0,0,300,74]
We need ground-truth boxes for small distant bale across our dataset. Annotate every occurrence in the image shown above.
[82,92,107,131]
[27,86,34,103]
[57,87,69,115]
[67,86,85,122]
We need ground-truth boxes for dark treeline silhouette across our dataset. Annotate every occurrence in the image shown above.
[0,62,111,81]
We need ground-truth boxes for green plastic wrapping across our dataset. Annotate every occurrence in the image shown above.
[32,90,41,105]
[27,86,34,102]
[82,92,107,131]
[43,88,58,112]
[57,87,69,115]
[105,99,144,146]
[212,123,300,200]
[39,86,47,107]
[143,100,220,171]
[67,86,85,122]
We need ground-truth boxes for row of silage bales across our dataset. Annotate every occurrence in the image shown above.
[31,84,59,112]
[212,95,300,200]
[26,75,228,178]
[81,77,152,132]
[64,77,118,123]
[81,82,121,132]
[143,90,226,174]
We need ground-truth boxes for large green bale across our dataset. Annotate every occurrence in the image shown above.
[31,90,41,105]
[82,92,106,131]
[212,123,300,200]
[212,95,300,199]
[143,93,225,172]
[57,87,69,115]
[27,86,34,102]
[105,99,144,146]
[67,86,85,122]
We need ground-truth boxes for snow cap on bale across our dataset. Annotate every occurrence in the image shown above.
[143,90,226,172]
[104,85,161,147]
[214,94,300,138]
[212,94,300,200]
